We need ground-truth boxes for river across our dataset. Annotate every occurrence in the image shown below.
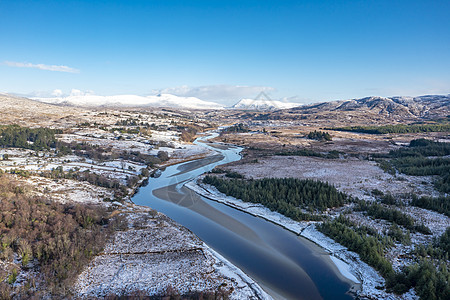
[132,132,354,300]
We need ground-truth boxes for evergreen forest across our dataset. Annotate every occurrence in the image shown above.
[203,176,348,221]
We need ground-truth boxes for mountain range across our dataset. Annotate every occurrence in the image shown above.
[31,93,303,111]
[232,98,302,110]
[32,93,225,110]
[290,95,450,119]
[4,93,450,119]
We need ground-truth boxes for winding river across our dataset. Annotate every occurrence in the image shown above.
[132,132,354,300]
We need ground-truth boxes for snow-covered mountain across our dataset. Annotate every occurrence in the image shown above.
[32,93,224,110]
[232,98,302,111]
[288,94,450,119]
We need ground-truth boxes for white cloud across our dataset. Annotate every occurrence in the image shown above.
[50,89,95,97]
[51,89,63,97]
[3,61,80,73]
[76,89,94,96]
[13,88,95,99]
[151,85,276,105]
[69,89,85,96]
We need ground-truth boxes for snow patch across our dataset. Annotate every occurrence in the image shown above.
[33,93,224,110]
[232,98,302,111]
[329,256,360,283]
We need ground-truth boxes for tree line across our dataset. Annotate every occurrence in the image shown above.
[390,138,450,157]
[0,125,62,151]
[374,139,450,193]
[318,216,394,278]
[327,123,450,134]
[221,123,249,134]
[355,201,431,234]
[0,125,170,168]
[203,176,348,221]
[63,141,169,167]
[275,149,341,159]
[38,166,129,200]
[411,194,450,217]
[0,174,126,298]
[307,130,332,141]
[210,168,245,179]
[386,227,450,299]
[318,216,449,299]
[388,258,449,300]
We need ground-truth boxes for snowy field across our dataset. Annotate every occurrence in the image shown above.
[23,175,115,205]
[224,156,439,200]
[74,205,270,299]
[0,128,212,187]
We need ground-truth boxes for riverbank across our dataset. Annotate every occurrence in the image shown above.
[186,179,417,300]
[67,138,271,299]
[185,179,308,234]
[74,201,271,299]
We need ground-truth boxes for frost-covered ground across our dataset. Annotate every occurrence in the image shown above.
[0,133,211,186]
[74,204,270,299]
[2,147,268,298]
[0,149,146,185]
[23,176,115,205]
[402,206,449,237]
[225,156,439,200]
[2,98,257,297]
[346,205,450,273]
[302,225,417,300]
[186,179,419,300]
[58,129,213,162]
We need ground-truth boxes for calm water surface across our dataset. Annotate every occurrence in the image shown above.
[132,133,353,300]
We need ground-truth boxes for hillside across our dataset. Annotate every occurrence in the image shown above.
[232,98,302,111]
[32,93,224,110]
[243,94,450,126]
[0,94,86,127]
[294,95,449,118]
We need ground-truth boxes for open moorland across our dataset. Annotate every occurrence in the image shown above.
[0,95,266,299]
[0,93,449,300]
[200,97,449,300]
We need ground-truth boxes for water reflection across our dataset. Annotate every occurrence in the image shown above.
[132,132,353,300]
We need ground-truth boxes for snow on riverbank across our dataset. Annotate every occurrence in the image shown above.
[301,225,401,299]
[186,179,418,300]
[74,204,270,299]
[185,179,309,234]
[205,246,272,300]
[329,256,360,283]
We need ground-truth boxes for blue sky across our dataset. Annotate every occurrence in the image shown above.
[1,0,449,105]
